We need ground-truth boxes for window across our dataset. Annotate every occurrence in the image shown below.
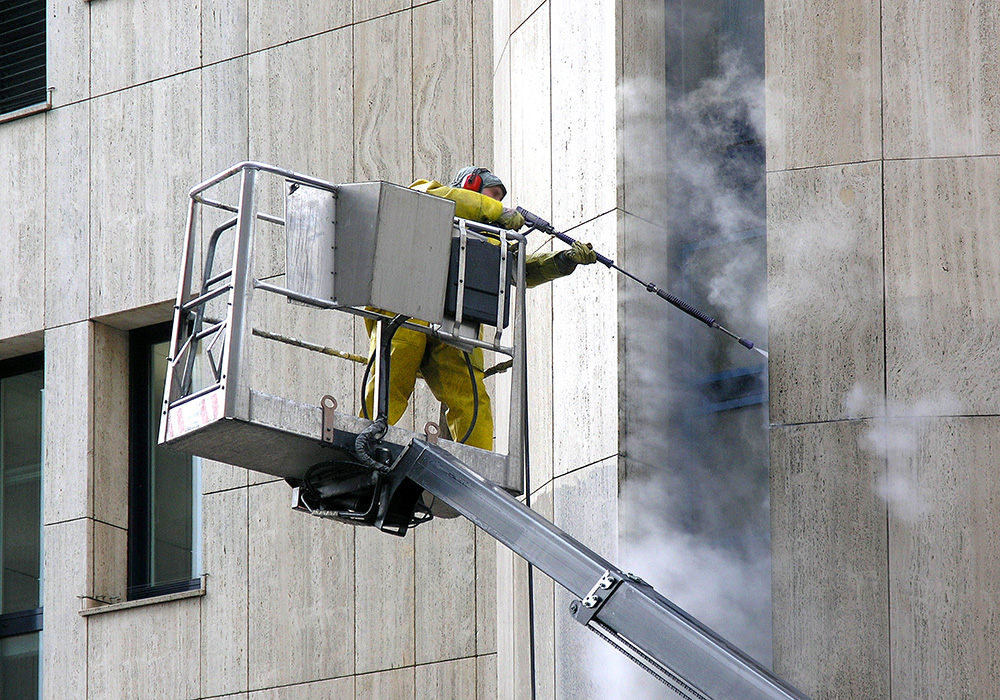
[0,353,44,700]
[128,323,201,601]
[658,0,772,665]
[0,0,47,115]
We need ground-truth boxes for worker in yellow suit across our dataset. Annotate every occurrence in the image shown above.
[361,166,597,451]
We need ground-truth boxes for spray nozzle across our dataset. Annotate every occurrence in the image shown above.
[515,206,554,234]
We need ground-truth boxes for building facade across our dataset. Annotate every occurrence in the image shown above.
[2,0,995,699]
[767,1,1000,699]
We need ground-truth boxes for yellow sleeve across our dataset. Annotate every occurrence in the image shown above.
[524,250,575,287]
[410,180,504,224]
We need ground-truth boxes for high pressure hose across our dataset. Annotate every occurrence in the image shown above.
[359,353,376,421]
[354,416,389,472]
[355,314,410,472]
[459,351,479,445]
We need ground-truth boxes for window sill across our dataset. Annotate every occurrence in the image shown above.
[0,97,51,125]
[79,578,206,617]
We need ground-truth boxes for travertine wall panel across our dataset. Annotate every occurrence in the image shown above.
[412,0,474,180]
[91,323,129,531]
[247,290,356,411]
[492,49,512,184]
[503,7,555,483]
[355,666,414,698]
[883,1,1000,159]
[414,517,477,664]
[0,332,43,361]
[493,0,510,71]
[202,58,250,178]
[552,215,618,475]
[248,0,351,52]
[91,519,127,607]
[767,162,885,425]
[552,461,618,564]
[248,29,354,182]
[203,0,248,65]
[48,0,89,106]
[510,0,544,31]
[87,597,203,699]
[478,654,498,700]
[415,657,477,699]
[884,157,1000,415]
[354,526,415,673]
[525,249,555,492]
[471,0,494,165]
[620,0,667,224]
[45,101,90,327]
[202,458,249,494]
[770,421,889,700]
[508,7,550,209]
[764,0,881,170]
[0,114,45,340]
[475,527,498,655]
[356,0,409,23]
[354,12,413,183]
[496,544,534,700]
[89,0,200,96]
[552,461,618,700]
[43,322,93,524]
[248,481,355,688]
[495,483,554,700]
[90,72,202,318]
[619,214,670,473]
[526,488,556,700]
[888,417,1000,700]
[247,677,353,700]
[202,488,250,698]
[42,520,89,700]
[551,0,617,227]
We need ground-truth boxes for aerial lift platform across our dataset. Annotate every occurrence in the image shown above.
[159,162,812,700]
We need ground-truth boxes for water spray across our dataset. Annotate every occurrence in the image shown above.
[516,207,768,358]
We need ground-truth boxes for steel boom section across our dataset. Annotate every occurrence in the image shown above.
[391,439,811,700]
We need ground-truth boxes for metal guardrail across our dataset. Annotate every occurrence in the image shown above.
[159,161,528,476]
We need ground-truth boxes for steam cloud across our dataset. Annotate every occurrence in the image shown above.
[848,384,964,524]
[601,33,772,698]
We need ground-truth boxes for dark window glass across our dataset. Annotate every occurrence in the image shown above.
[0,0,47,114]
[656,0,771,666]
[128,323,201,600]
[0,353,43,700]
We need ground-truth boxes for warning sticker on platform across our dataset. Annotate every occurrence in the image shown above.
[165,389,225,441]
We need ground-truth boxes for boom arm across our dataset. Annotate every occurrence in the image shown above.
[383,439,811,700]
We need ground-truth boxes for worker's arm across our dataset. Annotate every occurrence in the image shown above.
[410,179,594,286]
[411,179,505,223]
[525,242,596,287]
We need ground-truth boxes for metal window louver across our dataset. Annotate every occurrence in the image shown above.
[0,0,46,115]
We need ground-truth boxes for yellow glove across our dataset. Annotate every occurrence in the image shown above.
[497,208,525,230]
[564,241,597,266]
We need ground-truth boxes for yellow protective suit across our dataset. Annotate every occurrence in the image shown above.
[361,180,577,451]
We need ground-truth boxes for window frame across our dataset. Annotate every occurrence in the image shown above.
[0,352,44,700]
[0,0,49,120]
[127,323,202,602]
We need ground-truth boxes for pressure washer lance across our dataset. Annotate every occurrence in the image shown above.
[516,207,768,359]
